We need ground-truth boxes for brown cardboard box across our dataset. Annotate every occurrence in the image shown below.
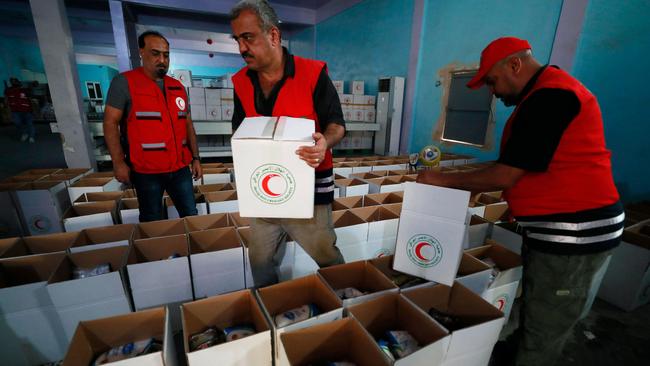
[70,223,135,253]
[73,191,124,205]
[197,183,237,194]
[228,212,251,228]
[333,196,364,211]
[279,317,391,366]
[318,260,398,306]
[185,213,232,232]
[189,228,245,297]
[0,231,78,258]
[134,218,187,239]
[61,200,117,232]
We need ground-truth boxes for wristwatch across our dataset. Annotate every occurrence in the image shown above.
[192,156,201,163]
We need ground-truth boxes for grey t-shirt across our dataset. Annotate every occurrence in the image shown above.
[105,74,165,120]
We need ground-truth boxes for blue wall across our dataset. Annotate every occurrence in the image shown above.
[169,65,242,77]
[313,0,414,96]
[77,64,118,100]
[0,37,45,96]
[410,0,563,160]
[289,26,316,60]
[572,0,650,201]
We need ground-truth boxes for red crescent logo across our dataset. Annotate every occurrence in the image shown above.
[261,174,281,197]
[496,298,506,311]
[414,242,432,262]
[34,219,45,230]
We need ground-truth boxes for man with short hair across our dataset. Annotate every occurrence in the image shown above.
[230,0,346,287]
[417,37,623,366]
[104,30,202,222]
[5,77,35,143]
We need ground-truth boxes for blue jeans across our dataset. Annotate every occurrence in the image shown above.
[12,112,34,138]
[131,167,197,222]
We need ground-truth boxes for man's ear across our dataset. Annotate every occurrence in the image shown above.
[509,56,523,74]
[269,26,281,47]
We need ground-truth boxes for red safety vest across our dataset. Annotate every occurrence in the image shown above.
[123,67,192,174]
[501,67,619,217]
[5,86,32,112]
[232,55,333,172]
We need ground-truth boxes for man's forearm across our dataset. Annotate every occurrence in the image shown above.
[186,119,200,157]
[323,123,345,149]
[420,163,525,193]
[104,121,126,164]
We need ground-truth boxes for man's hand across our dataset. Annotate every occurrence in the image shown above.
[191,160,203,181]
[297,132,328,168]
[114,161,131,184]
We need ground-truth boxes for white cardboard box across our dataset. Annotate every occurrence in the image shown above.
[206,105,222,121]
[256,274,344,364]
[67,177,121,203]
[231,117,315,218]
[70,223,134,253]
[165,195,208,219]
[221,88,234,105]
[127,235,193,312]
[403,282,505,366]
[184,212,232,232]
[318,260,399,307]
[181,289,272,366]
[236,227,256,288]
[348,292,451,366]
[189,87,206,105]
[191,104,207,121]
[63,307,177,366]
[454,253,492,296]
[120,198,140,224]
[340,94,354,105]
[366,176,403,194]
[335,178,370,197]
[46,246,133,341]
[189,227,246,298]
[351,80,364,95]
[62,200,116,232]
[332,80,344,94]
[15,180,69,235]
[221,105,234,121]
[0,252,68,365]
[0,231,78,258]
[205,190,239,213]
[205,88,222,105]
[203,167,231,184]
[174,69,193,87]
[598,221,650,311]
[393,182,469,286]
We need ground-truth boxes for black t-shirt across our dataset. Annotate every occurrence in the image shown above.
[498,66,581,172]
[231,48,345,132]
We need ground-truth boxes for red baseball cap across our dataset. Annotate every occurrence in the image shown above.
[466,37,532,89]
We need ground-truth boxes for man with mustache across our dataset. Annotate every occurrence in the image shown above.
[417,37,623,366]
[230,0,346,287]
[104,30,202,222]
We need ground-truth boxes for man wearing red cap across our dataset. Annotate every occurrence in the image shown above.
[418,37,623,365]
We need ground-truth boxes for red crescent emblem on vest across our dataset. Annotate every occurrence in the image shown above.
[261,174,281,197]
[495,298,506,311]
[414,242,432,262]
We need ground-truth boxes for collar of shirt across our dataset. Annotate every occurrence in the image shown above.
[515,64,553,105]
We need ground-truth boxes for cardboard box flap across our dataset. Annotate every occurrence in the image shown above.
[133,234,189,262]
[85,171,116,179]
[318,261,397,294]
[198,183,237,193]
[135,218,186,239]
[189,227,241,254]
[237,227,251,248]
[204,190,238,203]
[23,231,79,254]
[63,307,166,366]
[457,252,491,277]
[48,246,129,284]
[59,168,91,176]
[232,116,277,139]
[70,177,113,188]
[347,293,449,349]
[120,198,139,209]
[0,237,28,258]
[403,182,470,223]
[202,168,229,174]
[185,213,231,232]
[17,180,65,191]
[467,241,522,271]
[350,206,398,223]
[274,116,315,142]
[333,196,364,211]
[68,200,116,216]
[181,289,270,354]
[229,212,251,227]
[403,282,503,328]
[83,191,124,202]
[280,317,391,366]
[257,274,342,318]
[333,210,365,228]
[20,168,62,176]
[73,224,134,248]
[0,252,66,288]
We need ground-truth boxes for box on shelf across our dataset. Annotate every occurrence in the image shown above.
[332,80,344,94]
[191,104,207,121]
[189,87,206,105]
[351,80,365,95]
[205,88,222,105]
[206,105,222,121]
[174,69,193,87]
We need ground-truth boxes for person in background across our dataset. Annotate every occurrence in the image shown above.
[104,30,202,222]
[230,0,346,287]
[5,77,35,143]
[417,37,623,366]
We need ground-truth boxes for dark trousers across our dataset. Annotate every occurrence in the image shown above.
[131,167,197,222]
[12,111,34,138]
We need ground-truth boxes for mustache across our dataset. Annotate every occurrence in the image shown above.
[241,52,253,59]
[156,64,167,68]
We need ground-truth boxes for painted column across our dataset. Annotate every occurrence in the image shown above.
[549,0,589,71]
[400,0,425,154]
[109,0,140,72]
[29,0,95,169]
